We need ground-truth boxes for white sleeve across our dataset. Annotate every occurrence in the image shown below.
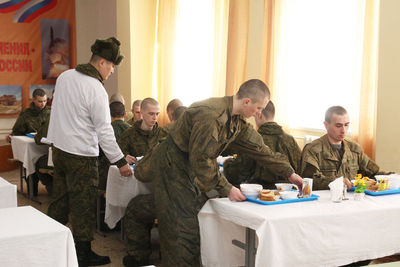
[89,90,124,163]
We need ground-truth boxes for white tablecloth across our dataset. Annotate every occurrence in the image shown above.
[11,136,49,176]
[105,165,153,228]
[0,206,78,267]
[199,190,400,267]
[0,177,17,208]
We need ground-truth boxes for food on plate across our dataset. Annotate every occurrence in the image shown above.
[259,189,275,201]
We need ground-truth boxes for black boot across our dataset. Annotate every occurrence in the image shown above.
[122,255,150,267]
[76,241,111,266]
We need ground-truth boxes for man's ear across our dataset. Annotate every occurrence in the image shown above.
[243,97,251,106]
[323,121,328,130]
[123,112,126,118]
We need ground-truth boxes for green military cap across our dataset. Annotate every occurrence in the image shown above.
[91,37,124,65]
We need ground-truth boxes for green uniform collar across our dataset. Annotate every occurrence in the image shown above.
[75,63,104,84]
[133,119,160,136]
[258,122,283,135]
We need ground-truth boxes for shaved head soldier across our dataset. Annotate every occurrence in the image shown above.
[135,79,303,266]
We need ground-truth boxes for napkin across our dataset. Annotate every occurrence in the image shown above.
[329,176,344,202]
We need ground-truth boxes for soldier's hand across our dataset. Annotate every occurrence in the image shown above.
[228,186,246,202]
[343,177,353,189]
[119,164,133,177]
[6,135,11,143]
[125,155,136,164]
[288,173,303,191]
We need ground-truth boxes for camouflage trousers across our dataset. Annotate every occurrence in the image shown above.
[47,147,98,242]
[97,154,110,191]
[124,194,156,260]
[35,155,53,194]
[152,137,207,267]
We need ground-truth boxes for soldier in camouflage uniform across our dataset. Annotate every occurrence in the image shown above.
[224,101,301,188]
[98,101,131,191]
[119,98,168,267]
[163,98,183,133]
[33,119,53,194]
[300,106,380,190]
[47,37,132,267]
[126,99,142,125]
[135,79,304,266]
[6,88,50,142]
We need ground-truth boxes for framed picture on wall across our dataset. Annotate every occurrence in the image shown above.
[0,85,22,117]
[40,18,70,80]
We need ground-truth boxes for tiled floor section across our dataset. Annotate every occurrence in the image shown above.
[1,167,400,267]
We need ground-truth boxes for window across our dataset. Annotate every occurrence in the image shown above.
[273,0,366,131]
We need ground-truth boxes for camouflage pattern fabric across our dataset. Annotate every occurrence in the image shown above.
[300,134,380,190]
[47,147,98,242]
[11,102,50,136]
[124,194,156,260]
[144,96,294,266]
[120,121,167,259]
[35,154,53,194]
[117,120,167,157]
[163,122,174,133]
[224,122,301,188]
[126,117,134,126]
[98,119,131,191]
[34,118,49,145]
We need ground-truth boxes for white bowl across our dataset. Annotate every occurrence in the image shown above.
[279,191,299,200]
[275,183,299,191]
[240,184,262,199]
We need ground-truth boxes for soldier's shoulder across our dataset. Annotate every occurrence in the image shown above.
[303,138,324,154]
[344,138,363,153]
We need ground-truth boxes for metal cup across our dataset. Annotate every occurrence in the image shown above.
[302,178,313,198]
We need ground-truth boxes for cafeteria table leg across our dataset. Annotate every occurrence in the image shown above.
[232,227,257,267]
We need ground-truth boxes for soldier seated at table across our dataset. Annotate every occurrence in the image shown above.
[300,105,385,190]
[6,88,50,143]
[163,98,183,133]
[117,97,167,267]
[224,101,301,189]
[33,119,53,195]
[126,99,142,125]
[98,101,131,192]
[118,97,168,164]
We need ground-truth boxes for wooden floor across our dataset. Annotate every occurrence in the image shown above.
[1,167,400,267]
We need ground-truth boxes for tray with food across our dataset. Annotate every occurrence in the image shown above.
[245,189,319,205]
[352,174,400,196]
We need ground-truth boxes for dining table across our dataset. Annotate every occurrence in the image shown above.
[0,177,17,208]
[198,190,400,267]
[0,206,78,267]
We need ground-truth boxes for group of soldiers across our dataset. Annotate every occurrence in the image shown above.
[7,36,384,267]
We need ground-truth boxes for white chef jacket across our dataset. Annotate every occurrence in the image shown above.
[47,69,124,164]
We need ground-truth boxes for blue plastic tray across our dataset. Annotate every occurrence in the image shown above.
[26,133,35,138]
[364,188,400,196]
[246,194,319,205]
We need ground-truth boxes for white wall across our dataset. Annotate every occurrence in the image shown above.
[75,0,118,96]
[375,0,400,172]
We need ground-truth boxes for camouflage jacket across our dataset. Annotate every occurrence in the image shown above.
[167,96,294,196]
[34,119,49,145]
[300,134,380,190]
[118,120,168,157]
[11,102,50,136]
[224,122,301,188]
[111,119,131,141]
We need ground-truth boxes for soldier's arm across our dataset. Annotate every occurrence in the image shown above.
[229,125,294,179]
[117,130,131,156]
[11,113,27,136]
[358,151,380,177]
[300,147,337,190]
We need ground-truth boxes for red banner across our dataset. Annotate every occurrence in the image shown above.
[0,0,76,117]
